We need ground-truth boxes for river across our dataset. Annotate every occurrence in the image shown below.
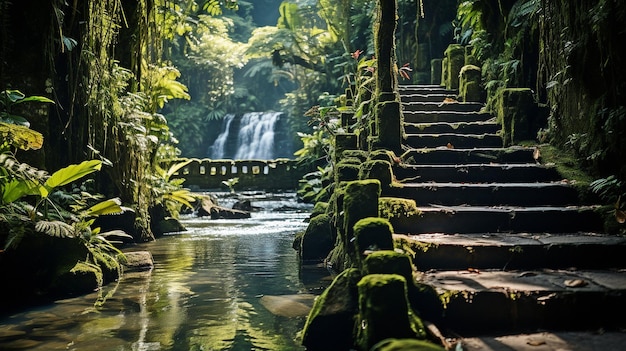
[0,192,331,351]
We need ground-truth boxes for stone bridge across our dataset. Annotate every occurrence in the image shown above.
[172,158,309,191]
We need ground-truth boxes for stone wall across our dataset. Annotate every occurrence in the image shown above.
[175,158,308,191]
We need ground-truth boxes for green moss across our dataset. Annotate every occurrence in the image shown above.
[371,338,446,351]
[363,251,412,282]
[538,144,593,190]
[338,157,363,165]
[356,274,426,350]
[368,149,397,163]
[353,218,395,267]
[342,180,381,265]
[310,201,329,219]
[379,197,420,220]
[359,160,394,188]
[342,150,369,162]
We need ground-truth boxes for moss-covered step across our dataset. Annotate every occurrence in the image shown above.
[404,121,501,135]
[391,205,604,234]
[394,232,626,270]
[403,110,492,124]
[393,163,562,183]
[384,182,583,207]
[398,84,457,95]
[402,101,484,112]
[416,268,626,334]
[401,147,537,165]
[400,93,458,103]
[404,133,503,149]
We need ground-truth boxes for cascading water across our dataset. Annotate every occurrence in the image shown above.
[210,113,236,159]
[209,111,288,160]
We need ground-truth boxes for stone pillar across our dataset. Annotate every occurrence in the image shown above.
[342,180,381,263]
[356,274,425,350]
[497,88,538,145]
[334,133,358,165]
[444,44,465,90]
[459,64,482,102]
[353,218,395,268]
[441,57,448,87]
[373,95,403,153]
[431,58,442,85]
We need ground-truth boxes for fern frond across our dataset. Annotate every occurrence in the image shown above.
[35,220,76,238]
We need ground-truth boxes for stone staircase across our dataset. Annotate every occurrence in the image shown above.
[389,85,626,336]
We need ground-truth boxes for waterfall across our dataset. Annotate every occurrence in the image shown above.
[210,114,236,159]
[209,112,286,160]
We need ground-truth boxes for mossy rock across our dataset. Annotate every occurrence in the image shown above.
[336,163,361,183]
[363,251,412,282]
[301,268,362,351]
[353,218,394,267]
[342,149,369,162]
[356,274,426,350]
[310,201,329,219]
[379,197,422,233]
[359,160,393,188]
[300,214,335,263]
[313,183,333,203]
[343,180,381,264]
[363,251,444,323]
[371,338,446,351]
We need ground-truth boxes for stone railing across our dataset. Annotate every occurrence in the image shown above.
[171,158,308,191]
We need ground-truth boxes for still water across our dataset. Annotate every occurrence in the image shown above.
[0,192,331,351]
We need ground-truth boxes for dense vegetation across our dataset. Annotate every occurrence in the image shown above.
[1,0,625,309]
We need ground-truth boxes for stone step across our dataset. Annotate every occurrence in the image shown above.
[385,182,582,207]
[393,163,563,183]
[403,110,493,123]
[395,233,626,270]
[401,147,538,165]
[403,101,484,112]
[404,133,503,149]
[404,121,501,135]
[398,85,457,95]
[400,93,458,103]
[414,268,626,334]
[390,205,604,234]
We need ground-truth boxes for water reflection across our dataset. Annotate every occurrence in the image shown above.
[0,193,330,350]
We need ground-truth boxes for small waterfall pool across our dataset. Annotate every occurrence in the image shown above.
[0,192,331,351]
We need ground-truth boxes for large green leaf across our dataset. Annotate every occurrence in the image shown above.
[45,160,102,190]
[84,198,132,217]
[2,179,42,203]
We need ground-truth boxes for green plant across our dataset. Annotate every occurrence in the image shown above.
[152,155,196,217]
[221,177,239,194]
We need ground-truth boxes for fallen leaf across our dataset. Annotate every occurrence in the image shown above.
[527,338,546,346]
[467,267,480,274]
[564,279,588,287]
